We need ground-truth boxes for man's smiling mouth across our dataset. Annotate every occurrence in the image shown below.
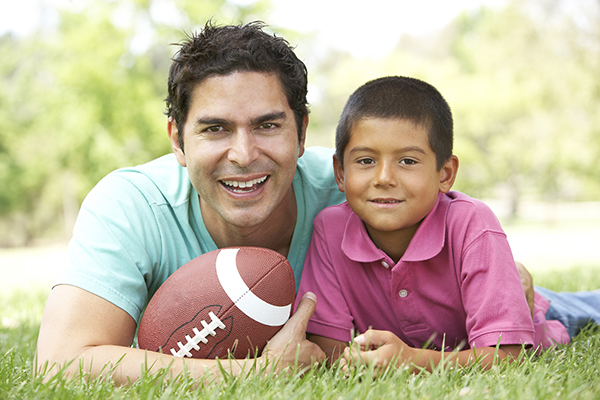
[221,176,268,193]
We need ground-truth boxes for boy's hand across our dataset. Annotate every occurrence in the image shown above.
[342,329,415,377]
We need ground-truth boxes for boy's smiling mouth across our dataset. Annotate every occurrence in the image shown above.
[221,175,268,193]
[370,198,402,204]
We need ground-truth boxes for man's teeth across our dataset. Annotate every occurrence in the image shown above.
[222,176,267,189]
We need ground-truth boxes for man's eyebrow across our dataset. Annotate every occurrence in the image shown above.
[194,117,230,126]
[193,112,287,128]
[250,111,287,126]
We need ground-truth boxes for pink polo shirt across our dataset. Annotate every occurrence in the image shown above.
[297,191,568,350]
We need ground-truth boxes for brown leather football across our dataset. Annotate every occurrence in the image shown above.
[137,247,295,359]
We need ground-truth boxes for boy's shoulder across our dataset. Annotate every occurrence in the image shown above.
[316,201,353,220]
[444,191,494,212]
[442,191,503,230]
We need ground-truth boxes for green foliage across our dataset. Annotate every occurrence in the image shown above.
[305,0,600,216]
[2,266,600,399]
[0,0,271,245]
[448,0,600,210]
[1,0,599,244]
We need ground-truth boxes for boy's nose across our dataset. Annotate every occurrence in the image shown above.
[374,162,398,187]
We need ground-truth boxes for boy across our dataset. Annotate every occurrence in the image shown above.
[295,76,597,373]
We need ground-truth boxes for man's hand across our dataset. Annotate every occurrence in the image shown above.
[259,292,325,374]
[516,261,535,317]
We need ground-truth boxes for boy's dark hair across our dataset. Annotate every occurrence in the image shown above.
[165,21,309,150]
[335,76,453,170]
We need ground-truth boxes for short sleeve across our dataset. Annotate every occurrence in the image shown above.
[56,174,163,322]
[458,214,535,348]
[295,214,355,343]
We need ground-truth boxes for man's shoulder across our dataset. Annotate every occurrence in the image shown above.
[101,154,192,206]
[296,147,337,186]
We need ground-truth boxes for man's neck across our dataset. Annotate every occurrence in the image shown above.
[200,190,297,257]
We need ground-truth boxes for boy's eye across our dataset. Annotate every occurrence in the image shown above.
[400,158,417,165]
[357,158,375,165]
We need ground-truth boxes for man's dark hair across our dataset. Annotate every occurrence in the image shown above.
[166,21,309,150]
[335,76,453,170]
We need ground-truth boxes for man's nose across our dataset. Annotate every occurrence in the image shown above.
[227,130,260,167]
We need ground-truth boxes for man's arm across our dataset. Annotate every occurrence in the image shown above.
[36,285,324,384]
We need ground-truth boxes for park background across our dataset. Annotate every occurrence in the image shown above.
[1,0,599,294]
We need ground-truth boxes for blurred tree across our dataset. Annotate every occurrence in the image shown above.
[0,0,270,245]
[449,0,600,216]
[306,0,600,219]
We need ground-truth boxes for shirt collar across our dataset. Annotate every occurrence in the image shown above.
[341,192,449,264]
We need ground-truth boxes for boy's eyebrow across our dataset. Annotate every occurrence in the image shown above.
[348,145,427,154]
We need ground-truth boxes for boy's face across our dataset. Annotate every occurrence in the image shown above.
[334,117,457,244]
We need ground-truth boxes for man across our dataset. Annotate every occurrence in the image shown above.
[36,21,344,384]
[36,21,537,384]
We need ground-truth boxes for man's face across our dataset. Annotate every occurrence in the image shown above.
[170,71,306,231]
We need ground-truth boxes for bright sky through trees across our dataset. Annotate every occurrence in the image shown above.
[1,0,507,58]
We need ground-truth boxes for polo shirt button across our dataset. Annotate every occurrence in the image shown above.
[398,289,408,298]
[381,261,390,268]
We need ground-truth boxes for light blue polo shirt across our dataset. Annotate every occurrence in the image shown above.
[56,147,345,322]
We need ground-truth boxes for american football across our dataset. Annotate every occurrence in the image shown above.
[137,247,295,360]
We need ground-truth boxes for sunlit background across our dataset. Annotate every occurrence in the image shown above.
[1,0,599,289]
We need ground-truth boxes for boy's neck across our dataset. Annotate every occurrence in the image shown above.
[364,221,421,264]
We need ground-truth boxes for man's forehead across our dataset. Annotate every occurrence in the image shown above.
[186,71,292,125]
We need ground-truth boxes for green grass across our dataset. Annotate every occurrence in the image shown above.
[2,266,600,399]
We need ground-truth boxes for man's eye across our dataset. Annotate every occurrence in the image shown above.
[258,123,276,129]
[204,126,225,133]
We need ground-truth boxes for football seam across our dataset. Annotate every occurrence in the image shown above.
[238,259,295,307]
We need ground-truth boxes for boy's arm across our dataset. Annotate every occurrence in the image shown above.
[343,329,522,377]
[36,285,325,384]
[307,333,348,364]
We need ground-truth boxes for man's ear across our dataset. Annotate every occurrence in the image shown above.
[439,155,459,193]
[297,115,308,158]
[167,117,187,167]
[333,154,345,193]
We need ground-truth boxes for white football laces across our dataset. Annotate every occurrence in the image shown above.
[170,311,226,358]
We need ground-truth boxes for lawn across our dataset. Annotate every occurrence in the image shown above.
[1,263,600,399]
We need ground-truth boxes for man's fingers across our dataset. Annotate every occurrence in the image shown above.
[286,292,317,336]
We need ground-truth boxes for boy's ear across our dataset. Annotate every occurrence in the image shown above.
[439,155,459,193]
[168,117,187,167]
[333,154,345,193]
